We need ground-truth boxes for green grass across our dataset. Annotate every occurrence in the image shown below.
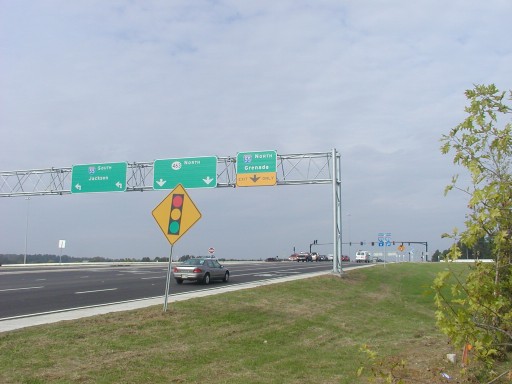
[0,263,506,383]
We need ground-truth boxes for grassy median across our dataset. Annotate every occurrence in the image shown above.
[0,263,507,383]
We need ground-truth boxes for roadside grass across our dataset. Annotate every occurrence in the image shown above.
[0,263,509,383]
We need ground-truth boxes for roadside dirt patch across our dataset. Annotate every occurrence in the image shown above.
[365,337,481,383]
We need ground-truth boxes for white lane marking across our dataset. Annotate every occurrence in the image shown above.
[234,271,300,277]
[0,286,44,292]
[141,276,163,280]
[75,288,118,294]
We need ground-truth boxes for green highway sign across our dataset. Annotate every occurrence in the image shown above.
[153,156,217,190]
[236,150,277,187]
[71,162,127,193]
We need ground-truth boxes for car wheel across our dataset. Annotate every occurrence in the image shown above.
[175,279,183,284]
[223,271,229,282]
[202,273,211,285]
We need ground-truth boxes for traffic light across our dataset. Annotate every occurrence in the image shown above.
[371,242,375,246]
[360,242,363,246]
[392,241,395,245]
[314,240,318,245]
[168,193,184,235]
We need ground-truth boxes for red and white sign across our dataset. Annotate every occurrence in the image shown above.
[208,247,215,254]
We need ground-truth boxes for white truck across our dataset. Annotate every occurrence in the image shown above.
[355,250,372,263]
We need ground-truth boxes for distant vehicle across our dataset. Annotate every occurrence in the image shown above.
[355,250,371,263]
[173,258,229,285]
[326,254,334,261]
[265,257,278,262]
[341,255,350,262]
[296,252,313,262]
[317,255,328,262]
[288,254,299,261]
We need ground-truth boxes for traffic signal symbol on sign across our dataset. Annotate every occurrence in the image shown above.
[168,194,184,235]
[152,184,202,245]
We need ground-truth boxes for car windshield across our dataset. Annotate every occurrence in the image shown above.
[183,259,205,266]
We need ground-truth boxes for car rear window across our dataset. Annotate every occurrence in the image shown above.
[184,259,205,265]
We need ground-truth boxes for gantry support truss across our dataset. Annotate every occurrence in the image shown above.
[1,150,343,273]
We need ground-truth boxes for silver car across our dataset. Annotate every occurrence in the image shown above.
[173,258,230,285]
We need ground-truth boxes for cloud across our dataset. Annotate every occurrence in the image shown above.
[1,0,510,259]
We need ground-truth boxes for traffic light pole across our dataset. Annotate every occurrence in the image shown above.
[394,242,429,261]
[341,241,428,262]
[309,240,318,254]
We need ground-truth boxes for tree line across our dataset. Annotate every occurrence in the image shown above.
[0,254,226,265]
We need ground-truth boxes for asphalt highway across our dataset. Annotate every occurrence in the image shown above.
[0,261,340,320]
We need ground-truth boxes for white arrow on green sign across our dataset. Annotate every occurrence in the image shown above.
[71,162,127,193]
[236,150,277,187]
[153,156,217,190]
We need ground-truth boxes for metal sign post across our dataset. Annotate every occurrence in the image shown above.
[58,239,66,264]
[163,245,174,312]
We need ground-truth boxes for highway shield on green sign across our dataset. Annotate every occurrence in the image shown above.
[71,162,127,193]
[236,150,277,187]
[153,156,217,190]
[236,150,277,174]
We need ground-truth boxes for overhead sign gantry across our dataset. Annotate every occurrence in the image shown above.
[0,150,343,273]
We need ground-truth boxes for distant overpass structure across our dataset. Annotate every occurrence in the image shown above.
[0,150,343,273]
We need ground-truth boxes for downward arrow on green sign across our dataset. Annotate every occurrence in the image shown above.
[153,156,217,190]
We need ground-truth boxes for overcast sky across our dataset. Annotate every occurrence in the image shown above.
[1,1,511,261]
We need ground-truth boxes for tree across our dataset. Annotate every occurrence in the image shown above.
[434,84,512,375]
[431,249,441,262]
[178,255,193,262]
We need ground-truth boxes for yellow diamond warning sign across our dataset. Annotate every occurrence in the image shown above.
[152,184,202,245]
